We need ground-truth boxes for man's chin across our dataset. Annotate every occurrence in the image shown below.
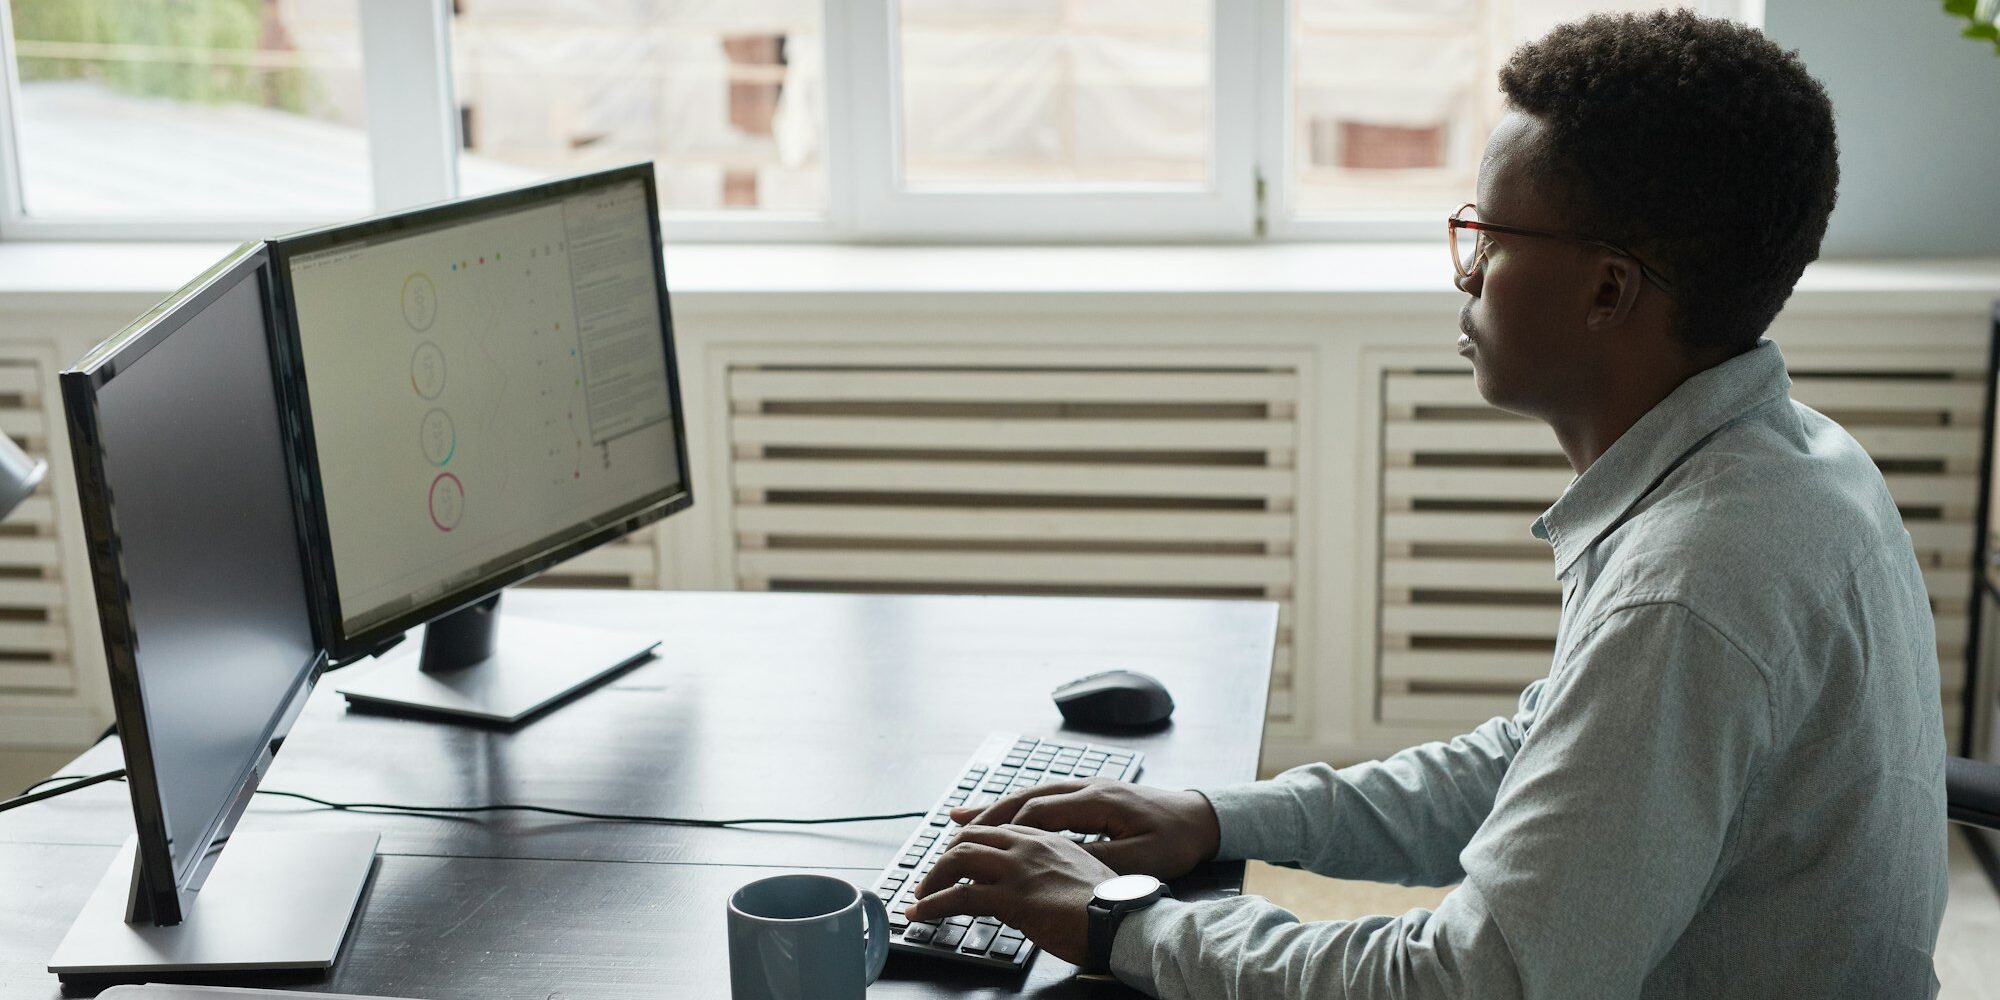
[1469,365,1516,414]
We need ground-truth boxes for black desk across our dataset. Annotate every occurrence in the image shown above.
[0,590,1276,999]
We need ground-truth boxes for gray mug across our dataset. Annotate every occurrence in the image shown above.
[727,873,889,1000]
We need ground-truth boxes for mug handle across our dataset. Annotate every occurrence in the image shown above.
[860,889,890,984]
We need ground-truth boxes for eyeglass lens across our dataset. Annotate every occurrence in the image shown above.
[1452,211,1484,276]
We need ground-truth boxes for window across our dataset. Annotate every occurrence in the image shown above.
[1275,0,1702,236]
[0,0,1753,241]
[844,0,1255,238]
[4,0,370,223]
[897,0,1212,188]
[450,0,827,217]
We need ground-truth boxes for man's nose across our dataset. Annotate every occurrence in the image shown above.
[1454,266,1482,296]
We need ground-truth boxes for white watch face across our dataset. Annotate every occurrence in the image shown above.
[1095,874,1162,904]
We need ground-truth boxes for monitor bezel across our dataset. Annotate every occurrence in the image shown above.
[265,163,695,662]
[60,242,329,925]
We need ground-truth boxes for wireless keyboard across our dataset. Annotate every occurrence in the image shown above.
[871,732,1144,972]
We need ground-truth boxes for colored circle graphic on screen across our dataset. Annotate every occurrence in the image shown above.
[420,408,455,466]
[410,342,445,399]
[401,272,436,331]
[429,473,464,532]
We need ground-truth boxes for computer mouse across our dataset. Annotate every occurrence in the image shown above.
[1052,670,1175,729]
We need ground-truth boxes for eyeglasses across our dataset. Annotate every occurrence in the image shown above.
[1449,203,1675,293]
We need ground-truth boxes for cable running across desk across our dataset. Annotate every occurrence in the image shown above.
[2,771,923,827]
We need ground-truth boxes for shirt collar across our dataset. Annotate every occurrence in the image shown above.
[1530,338,1792,578]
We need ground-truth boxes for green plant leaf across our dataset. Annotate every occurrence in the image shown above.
[1964,21,2000,38]
[1946,0,1976,16]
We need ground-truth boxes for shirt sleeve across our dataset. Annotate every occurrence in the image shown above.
[1196,681,1543,886]
[1116,601,1773,1000]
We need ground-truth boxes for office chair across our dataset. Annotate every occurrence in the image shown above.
[1949,756,2000,830]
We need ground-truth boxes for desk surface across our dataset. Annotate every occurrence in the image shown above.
[0,589,1276,999]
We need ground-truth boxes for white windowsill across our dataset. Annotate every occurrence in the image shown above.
[0,241,1996,316]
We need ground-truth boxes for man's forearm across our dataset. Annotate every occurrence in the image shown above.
[1202,706,1530,886]
[1108,886,1518,1000]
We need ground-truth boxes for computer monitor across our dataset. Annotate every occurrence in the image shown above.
[268,163,693,723]
[50,244,377,978]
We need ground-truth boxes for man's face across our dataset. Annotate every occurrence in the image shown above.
[1457,112,1600,420]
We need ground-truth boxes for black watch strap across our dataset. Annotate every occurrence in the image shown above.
[1085,899,1118,974]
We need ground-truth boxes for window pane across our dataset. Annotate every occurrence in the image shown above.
[452,0,825,214]
[1289,0,1674,216]
[7,0,370,219]
[898,0,1212,188]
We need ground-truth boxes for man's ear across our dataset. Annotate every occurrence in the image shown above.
[1584,255,1641,333]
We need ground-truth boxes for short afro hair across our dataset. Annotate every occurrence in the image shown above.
[1499,9,1838,356]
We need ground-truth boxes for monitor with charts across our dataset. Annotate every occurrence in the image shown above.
[269,163,693,723]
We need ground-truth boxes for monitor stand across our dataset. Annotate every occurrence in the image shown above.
[333,592,659,725]
[48,830,379,979]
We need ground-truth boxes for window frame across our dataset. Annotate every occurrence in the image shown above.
[0,0,1762,244]
[839,0,1260,241]
[0,0,463,240]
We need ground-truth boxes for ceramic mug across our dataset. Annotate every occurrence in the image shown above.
[727,873,889,1000]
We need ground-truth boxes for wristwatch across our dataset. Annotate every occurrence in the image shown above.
[1084,874,1171,975]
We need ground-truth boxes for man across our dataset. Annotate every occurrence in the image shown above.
[904,9,1949,997]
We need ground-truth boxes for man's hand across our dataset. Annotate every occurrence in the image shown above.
[949,779,1221,880]
[903,824,1116,966]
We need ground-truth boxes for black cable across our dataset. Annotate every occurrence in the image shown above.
[0,769,126,813]
[252,788,923,827]
[3,772,922,827]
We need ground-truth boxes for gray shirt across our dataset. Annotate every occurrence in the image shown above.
[1111,340,1949,998]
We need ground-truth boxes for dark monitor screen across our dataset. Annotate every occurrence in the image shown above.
[271,163,690,655]
[62,245,323,922]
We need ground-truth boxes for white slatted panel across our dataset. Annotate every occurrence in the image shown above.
[0,357,72,696]
[728,365,1302,724]
[529,524,661,590]
[1380,363,1981,749]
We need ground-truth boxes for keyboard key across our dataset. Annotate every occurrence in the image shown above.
[903,923,936,944]
[946,914,973,927]
[890,912,910,930]
[937,923,968,949]
[989,936,1022,959]
[898,854,922,868]
[963,922,999,953]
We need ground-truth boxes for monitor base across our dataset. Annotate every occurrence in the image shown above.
[334,614,659,724]
[49,831,379,980]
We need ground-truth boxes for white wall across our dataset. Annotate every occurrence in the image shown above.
[1764,0,2000,257]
